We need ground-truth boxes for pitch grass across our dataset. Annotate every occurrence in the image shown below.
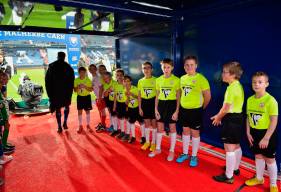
[8,68,96,102]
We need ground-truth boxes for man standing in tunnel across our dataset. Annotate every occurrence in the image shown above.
[45,52,75,133]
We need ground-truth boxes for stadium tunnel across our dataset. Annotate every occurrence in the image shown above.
[0,0,280,191]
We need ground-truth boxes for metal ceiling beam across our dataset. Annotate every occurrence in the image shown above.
[28,0,173,18]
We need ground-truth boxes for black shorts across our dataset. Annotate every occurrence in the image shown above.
[250,128,277,158]
[157,100,177,124]
[221,113,244,144]
[116,102,127,119]
[126,107,143,124]
[179,107,203,130]
[141,97,155,119]
[104,96,110,108]
[108,100,116,116]
[77,95,92,111]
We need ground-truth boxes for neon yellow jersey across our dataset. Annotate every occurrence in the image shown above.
[247,92,278,130]
[224,80,244,113]
[127,86,139,108]
[114,82,127,103]
[103,80,117,101]
[138,76,157,99]
[156,74,180,100]
[180,73,210,109]
[74,77,92,96]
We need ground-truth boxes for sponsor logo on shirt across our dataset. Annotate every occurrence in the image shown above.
[143,88,152,97]
[130,99,135,106]
[259,102,265,108]
[109,91,114,98]
[182,86,192,96]
[161,89,171,98]
[250,113,262,126]
[117,92,123,100]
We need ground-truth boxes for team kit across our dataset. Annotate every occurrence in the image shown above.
[73,56,279,192]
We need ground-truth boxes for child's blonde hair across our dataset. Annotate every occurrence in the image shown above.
[223,61,243,80]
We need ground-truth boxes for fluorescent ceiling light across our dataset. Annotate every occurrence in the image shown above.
[131,1,173,10]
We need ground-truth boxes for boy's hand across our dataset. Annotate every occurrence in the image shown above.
[139,108,143,117]
[259,137,269,149]
[125,91,131,97]
[155,110,161,120]
[211,115,221,126]
[247,133,254,146]
[172,111,178,121]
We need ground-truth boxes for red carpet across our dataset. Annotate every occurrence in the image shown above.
[1,106,279,192]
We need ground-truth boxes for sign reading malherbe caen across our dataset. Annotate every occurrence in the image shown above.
[0,31,66,41]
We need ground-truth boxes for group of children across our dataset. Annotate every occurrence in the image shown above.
[73,56,279,192]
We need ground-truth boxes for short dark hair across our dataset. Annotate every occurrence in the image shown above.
[104,71,112,77]
[115,68,124,76]
[57,52,66,60]
[98,64,106,69]
[78,67,87,72]
[160,58,173,67]
[184,55,198,64]
[142,61,152,68]
[124,75,132,82]
[223,61,243,80]
[89,64,97,70]
[252,71,269,82]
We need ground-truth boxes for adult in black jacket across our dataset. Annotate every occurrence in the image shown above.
[45,52,74,133]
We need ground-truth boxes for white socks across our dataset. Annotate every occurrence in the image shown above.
[267,162,278,186]
[156,132,163,150]
[86,112,90,125]
[130,123,136,137]
[255,158,265,180]
[141,124,145,137]
[151,129,157,144]
[182,134,190,155]
[78,114,82,126]
[191,137,200,156]
[169,132,177,152]
[225,152,236,178]
[120,119,125,132]
[145,128,150,143]
[126,121,131,134]
[113,116,118,130]
[234,147,242,170]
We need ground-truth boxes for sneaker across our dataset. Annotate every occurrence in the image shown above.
[128,137,136,144]
[176,154,189,163]
[0,178,4,186]
[121,134,130,142]
[0,155,13,165]
[107,125,114,132]
[213,173,234,184]
[167,151,175,162]
[63,123,68,130]
[96,125,105,133]
[87,125,93,132]
[189,156,198,167]
[148,149,161,158]
[270,185,279,192]
[245,177,264,186]
[6,143,15,148]
[140,137,146,145]
[4,145,15,151]
[57,127,63,133]
[223,166,240,176]
[3,148,14,155]
[141,142,150,150]
[116,132,125,139]
[110,130,120,137]
[150,144,156,152]
[77,125,83,133]
[95,123,103,130]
